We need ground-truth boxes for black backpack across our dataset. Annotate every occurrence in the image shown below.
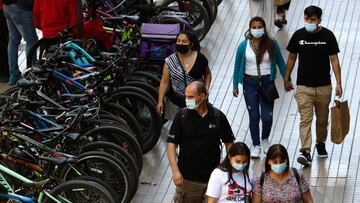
[260,167,302,194]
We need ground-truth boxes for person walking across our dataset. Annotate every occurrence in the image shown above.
[206,142,253,203]
[233,16,286,159]
[168,81,234,203]
[284,5,342,167]
[2,0,38,85]
[252,144,313,202]
[157,30,212,120]
[0,1,9,82]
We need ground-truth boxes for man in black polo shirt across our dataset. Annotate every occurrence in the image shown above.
[168,81,235,203]
[284,5,342,167]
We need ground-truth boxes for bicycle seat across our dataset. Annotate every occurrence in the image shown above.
[39,153,77,165]
[16,78,41,88]
[104,15,140,25]
[23,179,50,190]
[9,147,37,163]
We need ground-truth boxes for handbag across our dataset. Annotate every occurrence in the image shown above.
[249,39,279,103]
[331,99,350,144]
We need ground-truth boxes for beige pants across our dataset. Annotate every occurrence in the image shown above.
[294,85,332,152]
[173,179,208,203]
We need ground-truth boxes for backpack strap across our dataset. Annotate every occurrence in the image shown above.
[292,167,302,194]
[260,172,265,190]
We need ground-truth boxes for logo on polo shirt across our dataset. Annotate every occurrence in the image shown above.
[209,124,217,129]
[299,40,327,46]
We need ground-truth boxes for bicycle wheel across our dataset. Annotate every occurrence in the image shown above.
[165,0,210,41]
[81,126,143,171]
[26,38,46,68]
[124,81,159,103]
[81,141,139,200]
[43,179,116,203]
[130,71,161,87]
[109,91,162,153]
[102,103,143,151]
[60,151,130,203]
[72,176,118,201]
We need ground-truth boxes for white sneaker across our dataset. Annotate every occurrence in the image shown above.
[262,139,270,154]
[251,146,261,159]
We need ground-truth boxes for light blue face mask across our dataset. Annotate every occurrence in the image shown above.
[250,28,265,39]
[185,99,198,110]
[304,22,318,32]
[231,162,248,171]
[271,162,288,174]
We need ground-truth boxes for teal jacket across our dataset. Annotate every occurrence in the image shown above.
[233,39,286,89]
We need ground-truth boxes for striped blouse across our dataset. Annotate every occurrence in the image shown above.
[165,52,208,95]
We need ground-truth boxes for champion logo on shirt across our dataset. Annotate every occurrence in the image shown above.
[209,124,217,129]
[299,40,327,46]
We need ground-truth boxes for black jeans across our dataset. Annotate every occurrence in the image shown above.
[0,10,9,78]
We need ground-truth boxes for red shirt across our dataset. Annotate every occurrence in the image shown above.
[33,0,78,39]
[0,2,3,10]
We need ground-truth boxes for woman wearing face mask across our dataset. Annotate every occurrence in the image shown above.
[252,144,313,203]
[232,16,286,158]
[206,142,253,203]
[157,30,212,120]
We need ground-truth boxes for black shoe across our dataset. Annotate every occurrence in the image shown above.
[297,150,312,167]
[282,18,287,25]
[274,19,283,29]
[316,142,328,158]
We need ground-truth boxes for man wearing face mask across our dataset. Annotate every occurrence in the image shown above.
[284,5,342,167]
[167,81,235,203]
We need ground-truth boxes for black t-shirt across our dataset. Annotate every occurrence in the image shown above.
[287,27,340,87]
[167,104,235,183]
[188,52,209,79]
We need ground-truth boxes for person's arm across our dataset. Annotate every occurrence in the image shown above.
[252,194,262,203]
[168,143,183,186]
[224,142,233,152]
[207,197,218,203]
[330,54,342,97]
[33,0,41,29]
[274,40,286,79]
[203,66,212,94]
[233,45,243,97]
[302,190,313,203]
[157,64,171,113]
[284,52,297,91]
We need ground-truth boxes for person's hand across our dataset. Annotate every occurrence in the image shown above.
[336,84,343,97]
[156,102,164,114]
[284,80,294,92]
[233,88,239,97]
[172,170,183,186]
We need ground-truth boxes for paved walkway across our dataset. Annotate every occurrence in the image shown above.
[133,0,360,202]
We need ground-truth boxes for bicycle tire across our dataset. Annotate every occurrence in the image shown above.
[124,81,159,103]
[71,176,119,201]
[200,0,215,26]
[81,141,139,200]
[116,86,156,106]
[43,179,116,203]
[131,71,161,87]
[81,126,143,171]
[60,151,131,203]
[102,103,143,149]
[109,91,162,153]
[26,38,46,68]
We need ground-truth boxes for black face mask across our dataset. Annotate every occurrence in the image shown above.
[176,44,190,54]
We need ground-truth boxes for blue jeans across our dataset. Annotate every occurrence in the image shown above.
[3,4,37,76]
[243,76,274,146]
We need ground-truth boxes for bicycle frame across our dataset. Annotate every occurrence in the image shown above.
[0,164,65,203]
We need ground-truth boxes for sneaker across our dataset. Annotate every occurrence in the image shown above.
[9,74,21,86]
[297,150,312,167]
[316,142,328,158]
[262,139,270,154]
[251,145,261,159]
[274,19,284,29]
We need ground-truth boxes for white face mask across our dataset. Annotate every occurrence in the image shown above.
[185,99,198,110]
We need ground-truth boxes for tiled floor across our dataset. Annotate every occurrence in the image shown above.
[132,0,360,202]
